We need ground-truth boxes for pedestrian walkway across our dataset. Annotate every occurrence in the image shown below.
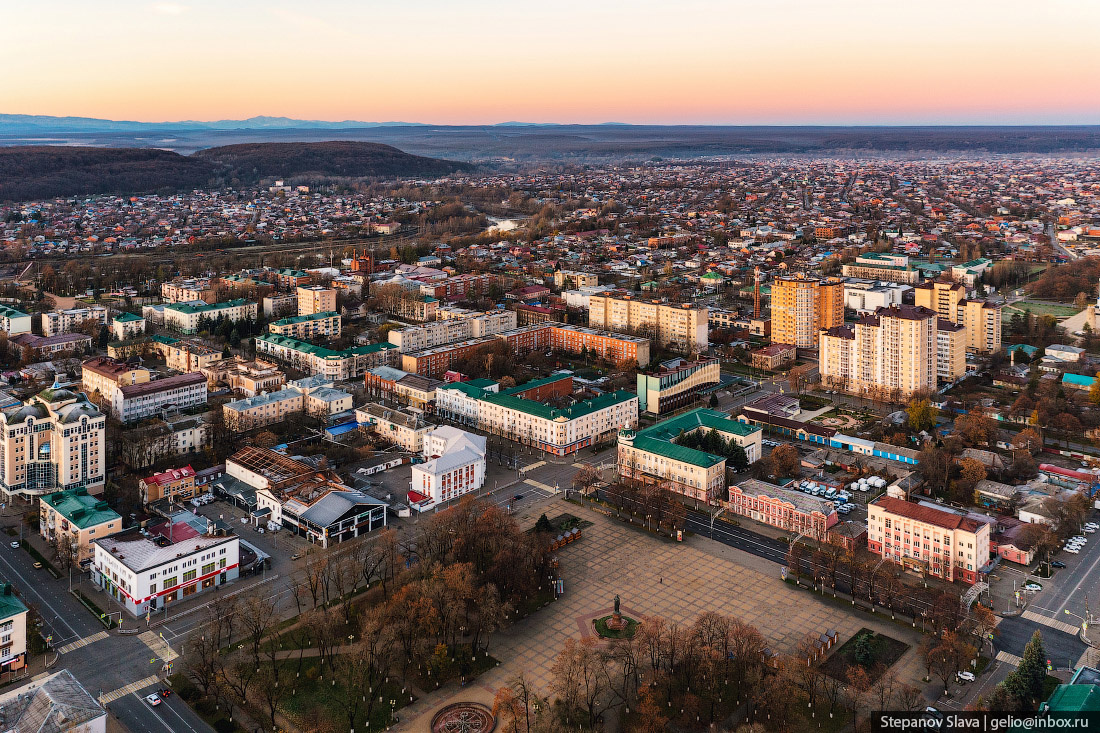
[99,675,160,704]
[139,631,178,662]
[520,461,546,473]
[1021,610,1081,635]
[996,651,1022,666]
[524,478,558,493]
[56,630,109,654]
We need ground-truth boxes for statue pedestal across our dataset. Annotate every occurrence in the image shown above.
[605,612,626,631]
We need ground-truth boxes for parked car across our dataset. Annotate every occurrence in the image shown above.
[957,671,975,683]
[1066,547,1080,554]
[1051,561,1067,568]
[8,541,18,549]
[1024,583,1042,592]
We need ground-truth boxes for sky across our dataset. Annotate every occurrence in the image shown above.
[4,0,1099,125]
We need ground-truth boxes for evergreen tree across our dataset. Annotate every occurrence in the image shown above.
[1017,630,1047,706]
[728,442,749,473]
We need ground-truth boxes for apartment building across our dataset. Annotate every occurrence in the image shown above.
[867,496,990,584]
[961,299,1003,354]
[0,381,106,499]
[82,357,152,408]
[297,285,337,316]
[40,306,108,337]
[636,357,720,416]
[110,312,146,340]
[393,374,444,410]
[389,310,517,352]
[0,585,28,673]
[409,426,487,512]
[139,465,196,503]
[434,379,501,427]
[936,319,966,381]
[262,292,298,318]
[112,372,208,424]
[770,273,844,348]
[726,479,836,541]
[255,334,398,381]
[356,402,432,452]
[157,338,221,373]
[161,279,216,304]
[93,523,240,616]
[617,408,762,503]
[39,488,122,565]
[162,299,257,334]
[401,337,498,379]
[222,376,352,431]
[419,273,496,300]
[11,332,92,357]
[841,253,921,285]
[913,280,965,322]
[554,270,599,289]
[0,305,31,336]
[264,267,312,288]
[587,294,708,352]
[268,311,342,341]
[202,358,285,396]
[479,386,638,456]
[820,305,938,398]
[494,322,651,366]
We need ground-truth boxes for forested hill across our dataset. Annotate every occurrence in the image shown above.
[0,142,472,202]
[192,141,473,180]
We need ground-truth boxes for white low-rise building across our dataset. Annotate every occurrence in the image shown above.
[41,306,108,337]
[163,299,257,334]
[409,426,487,512]
[93,522,240,616]
[112,372,208,424]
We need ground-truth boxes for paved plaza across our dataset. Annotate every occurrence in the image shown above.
[395,498,927,730]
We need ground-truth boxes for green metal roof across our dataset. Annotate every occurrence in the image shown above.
[270,311,339,327]
[0,305,29,319]
[113,312,143,322]
[628,408,761,468]
[0,583,27,621]
[41,488,121,529]
[481,389,636,422]
[1042,685,1100,712]
[438,382,492,399]
[257,333,396,360]
[165,298,253,315]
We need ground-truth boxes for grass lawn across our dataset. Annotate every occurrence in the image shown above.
[593,615,638,639]
[1003,301,1080,323]
[823,628,910,681]
[276,657,412,733]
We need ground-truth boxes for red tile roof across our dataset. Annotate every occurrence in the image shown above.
[874,497,982,533]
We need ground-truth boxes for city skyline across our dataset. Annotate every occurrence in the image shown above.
[4,0,1099,126]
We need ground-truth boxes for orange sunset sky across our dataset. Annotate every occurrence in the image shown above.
[4,0,1099,124]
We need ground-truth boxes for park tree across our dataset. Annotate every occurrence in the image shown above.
[767,444,801,479]
[907,398,938,433]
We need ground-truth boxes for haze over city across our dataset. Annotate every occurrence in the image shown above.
[4,0,1100,125]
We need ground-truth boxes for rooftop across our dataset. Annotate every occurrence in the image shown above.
[41,488,120,529]
[164,298,253,315]
[118,371,206,398]
[628,408,761,468]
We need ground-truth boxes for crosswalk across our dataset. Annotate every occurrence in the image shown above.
[1022,610,1081,635]
[996,650,1022,666]
[520,461,546,473]
[99,675,160,704]
[56,630,109,654]
[524,478,559,493]
[139,630,179,662]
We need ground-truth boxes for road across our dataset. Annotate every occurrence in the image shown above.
[0,540,214,733]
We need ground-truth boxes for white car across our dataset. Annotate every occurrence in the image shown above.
[956,671,975,683]
[1086,527,1096,534]
[1085,523,1099,530]
[1072,536,1088,543]
[145,693,161,707]
[1066,547,1081,554]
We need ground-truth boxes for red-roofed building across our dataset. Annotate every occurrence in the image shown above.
[139,465,197,504]
[867,496,990,584]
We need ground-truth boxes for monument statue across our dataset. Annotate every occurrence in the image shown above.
[614,594,620,615]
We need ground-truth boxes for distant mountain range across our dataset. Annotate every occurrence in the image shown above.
[0,141,472,202]
[0,114,636,134]
[0,114,431,133]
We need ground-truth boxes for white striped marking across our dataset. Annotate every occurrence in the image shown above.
[520,461,546,473]
[99,675,160,704]
[996,651,1022,666]
[1022,610,1081,635]
[56,630,109,654]
[524,478,557,493]
[139,630,179,661]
